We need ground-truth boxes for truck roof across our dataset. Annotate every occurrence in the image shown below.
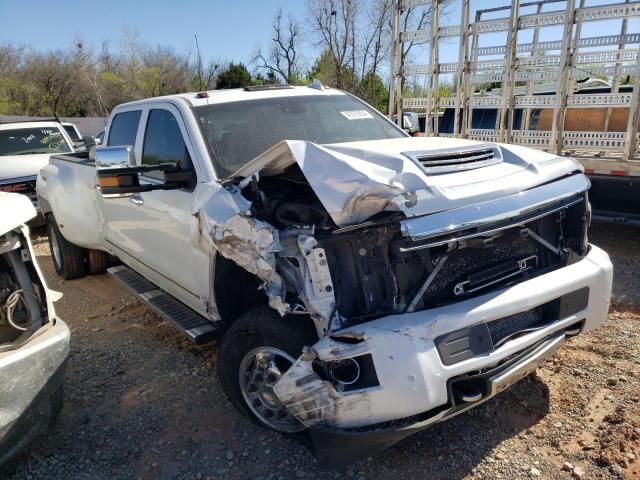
[116,85,347,109]
[0,121,67,131]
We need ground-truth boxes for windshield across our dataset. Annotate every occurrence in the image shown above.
[0,127,72,156]
[194,94,405,177]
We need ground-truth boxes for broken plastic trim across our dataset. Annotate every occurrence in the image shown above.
[307,333,565,467]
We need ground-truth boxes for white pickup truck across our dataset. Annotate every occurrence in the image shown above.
[0,121,77,224]
[37,84,613,464]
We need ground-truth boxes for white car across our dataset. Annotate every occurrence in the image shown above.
[0,192,70,466]
[0,121,75,223]
[37,84,613,465]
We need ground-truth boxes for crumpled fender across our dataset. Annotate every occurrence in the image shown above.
[194,182,288,314]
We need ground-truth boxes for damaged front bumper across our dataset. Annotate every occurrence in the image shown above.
[308,332,564,465]
[274,245,612,464]
[0,318,70,466]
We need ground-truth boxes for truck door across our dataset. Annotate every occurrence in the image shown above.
[102,104,205,313]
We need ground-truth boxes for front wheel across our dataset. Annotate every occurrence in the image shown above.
[217,306,317,433]
[47,215,86,280]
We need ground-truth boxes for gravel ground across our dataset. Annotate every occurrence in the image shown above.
[3,223,639,480]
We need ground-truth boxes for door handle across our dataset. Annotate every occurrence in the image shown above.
[129,194,144,206]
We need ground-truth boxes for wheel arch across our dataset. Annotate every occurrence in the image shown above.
[211,252,269,329]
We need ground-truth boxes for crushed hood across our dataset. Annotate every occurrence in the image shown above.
[0,192,36,234]
[0,154,51,182]
[231,137,583,227]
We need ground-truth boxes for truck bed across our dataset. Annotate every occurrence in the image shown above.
[50,151,95,166]
[38,151,104,249]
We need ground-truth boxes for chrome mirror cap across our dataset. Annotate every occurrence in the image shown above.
[95,146,136,169]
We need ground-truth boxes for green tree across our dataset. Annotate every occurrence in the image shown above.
[359,72,388,113]
[216,63,253,89]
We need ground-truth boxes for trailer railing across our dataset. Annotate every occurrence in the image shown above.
[389,0,640,167]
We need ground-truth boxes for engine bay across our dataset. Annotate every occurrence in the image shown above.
[240,165,591,330]
[0,229,47,349]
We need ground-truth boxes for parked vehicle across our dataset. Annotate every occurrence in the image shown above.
[60,123,82,143]
[0,192,70,467]
[95,130,104,146]
[37,84,613,464]
[0,121,76,224]
[60,122,102,153]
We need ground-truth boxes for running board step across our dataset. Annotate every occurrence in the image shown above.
[107,265,218,344]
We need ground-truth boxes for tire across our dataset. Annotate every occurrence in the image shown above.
[47,215,86,280]
[87,249,110,275]
[217,306,318,433]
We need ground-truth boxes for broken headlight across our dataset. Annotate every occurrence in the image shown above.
[314,354,380,393]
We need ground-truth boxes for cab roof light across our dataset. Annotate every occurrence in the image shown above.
[243,84,295,92]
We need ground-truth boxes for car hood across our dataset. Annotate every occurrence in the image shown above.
[230,137,584,227]
[0,192,36,234]
[0,154,51,182]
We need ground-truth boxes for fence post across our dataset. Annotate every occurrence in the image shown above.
[466,10,482,135]
[426,0,440,135]
[453,0,470,138]
[550,0,576,155]
[389,0,403,125]
[522,2,543,131]
[605,0,630,133]
[501,0,520,144]
[623,48,640,161]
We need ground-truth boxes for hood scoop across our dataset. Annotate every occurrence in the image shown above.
[403,143,502,174]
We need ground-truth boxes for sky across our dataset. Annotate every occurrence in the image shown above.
[0,0,312,66]
[1,0,637,80]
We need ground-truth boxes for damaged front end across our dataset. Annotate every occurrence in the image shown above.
[0,193,70,467]
[199,138,606,464]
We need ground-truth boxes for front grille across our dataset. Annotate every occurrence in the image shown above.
[424,228,550,308]
[0,177,38,204]
[487,309,548,347]
[412,145,501,174]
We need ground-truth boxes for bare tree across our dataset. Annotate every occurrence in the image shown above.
[400,5,434,63]
[0,44,24,77]
[252,9,302,84]
[0,31,231,116]
[22,51,78,115]
[308,0,358,89]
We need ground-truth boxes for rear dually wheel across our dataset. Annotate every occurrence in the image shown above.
[47,215,86,280]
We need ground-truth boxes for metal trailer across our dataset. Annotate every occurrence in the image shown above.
[389,0,640,225]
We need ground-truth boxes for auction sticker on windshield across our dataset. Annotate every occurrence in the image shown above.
[340,110,374,120]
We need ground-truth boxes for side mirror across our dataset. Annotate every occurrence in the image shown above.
[403,112,420,135]
[83,135,97,149]
[95,146,138,197]
[96,145,136,169]
[95,146,184,197]
[94,137,102,146]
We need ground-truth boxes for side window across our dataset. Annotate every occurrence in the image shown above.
[142,109,193,180]
[107,110,141,147]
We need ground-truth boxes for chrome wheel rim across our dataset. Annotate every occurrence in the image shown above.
[238,347,304,433]
[50,230,61,269]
